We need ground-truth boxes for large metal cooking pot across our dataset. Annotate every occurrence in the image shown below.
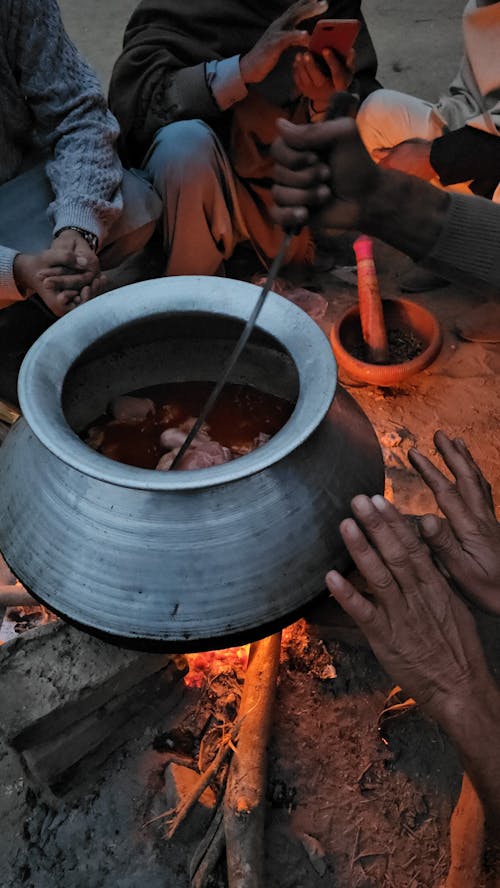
[0,277,383,650]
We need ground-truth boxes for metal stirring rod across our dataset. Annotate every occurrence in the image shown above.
[168,92,359,470]
[168,232,292,470]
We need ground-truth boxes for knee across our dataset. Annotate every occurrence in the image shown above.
[358,90,399,131]
[145,120,218,182]
[358,90,411,155]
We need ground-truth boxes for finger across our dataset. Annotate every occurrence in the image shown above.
[418,513,465,567]
[55,290,80,309]
[326,570,378,627]
[339,516,402,609]
[89,274,106,299]
[408,446,479,535]
[275,30,310,54]
[323,48,345,81]
[272,182,331,208]
[350,496,419,592]
[303,52,327,88]
[273,161,330,188]
[276,116,357,153]
[454,438,495,510]
[370,495,446,584]
[295,59,316,92]
[288,0,328,26]
[37,265,73,280]
[43,248,84,267]
[38,272,93,291]
[270,203,309,229]
[78,286,92,303]
[434,430,490,510]
[271,130,320,169]
[345,47,356,72]
[371,495,425,552]
[293,59,312,97]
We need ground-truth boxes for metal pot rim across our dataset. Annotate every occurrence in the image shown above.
[18,276,337,491]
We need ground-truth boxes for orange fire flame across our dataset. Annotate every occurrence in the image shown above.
[184,645,250,688]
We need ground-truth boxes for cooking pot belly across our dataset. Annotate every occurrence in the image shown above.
[0,387,383,650]
[0,278,384,649]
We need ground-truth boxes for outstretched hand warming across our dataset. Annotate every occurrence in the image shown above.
[409,430,500,616]
[326,494,493,725]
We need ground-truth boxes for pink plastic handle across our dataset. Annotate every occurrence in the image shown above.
[353,235,373,262]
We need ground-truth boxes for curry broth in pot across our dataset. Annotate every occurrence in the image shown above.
[83,381,293,470]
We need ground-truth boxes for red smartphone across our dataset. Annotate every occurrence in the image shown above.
[309,19,361,60]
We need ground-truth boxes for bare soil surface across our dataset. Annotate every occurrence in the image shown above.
[2,238,500,888]
[3,2,498,886]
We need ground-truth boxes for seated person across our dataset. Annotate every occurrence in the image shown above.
[355,0,500,295]
[357,0,500,201]
[272,132,500,845]
[327,430,500,852]
[108,0,380,277]
[0,0,161,406]
[270,109,500,292]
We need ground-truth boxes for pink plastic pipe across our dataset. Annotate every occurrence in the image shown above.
[353,235,389,364]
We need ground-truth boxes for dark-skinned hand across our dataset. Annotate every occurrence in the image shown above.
[326,494,495,725]
[14,234,105,317]
[293,47,354,110]
[240,0,327,85]
[271,115,381,232]
[409,430,500,616]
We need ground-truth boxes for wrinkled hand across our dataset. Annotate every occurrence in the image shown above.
[271,115,380,231]
[14,228,105,317]
[51,229,105,306]
[326,494,492,725]
[294,48,354,110]
[408,430,500,615]
[240,0,327,85]
[377,138,435,180]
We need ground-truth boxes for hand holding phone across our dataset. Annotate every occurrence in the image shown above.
[309,18,360,61]
[293,46,355,109]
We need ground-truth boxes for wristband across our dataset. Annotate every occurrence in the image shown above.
[54,226,99,253]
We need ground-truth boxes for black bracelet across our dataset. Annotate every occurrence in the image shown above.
[54,226,99,253]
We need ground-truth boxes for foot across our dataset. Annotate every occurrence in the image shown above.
[399,266,449,293]
[456,303,500,343]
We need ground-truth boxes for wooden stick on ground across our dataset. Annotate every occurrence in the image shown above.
[224,632,282,888]
[443,772,485,888]
[144,717,241,836]
[190,804,226,888]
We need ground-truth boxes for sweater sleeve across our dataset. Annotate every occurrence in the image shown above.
[0,247,22,302]
[423,192,500,289]
[430,126,500,197]
[12,0,123,244]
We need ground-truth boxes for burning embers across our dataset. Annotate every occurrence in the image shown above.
[83,381,293,470]
[184,646,250,688]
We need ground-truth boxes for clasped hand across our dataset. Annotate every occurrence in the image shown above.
[13,230,105,317]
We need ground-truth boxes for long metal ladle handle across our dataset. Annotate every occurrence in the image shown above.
[168,232,292,470]
[168,92,358,470]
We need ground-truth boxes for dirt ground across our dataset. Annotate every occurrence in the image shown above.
[3,240,500,888]
[3,0,500,886]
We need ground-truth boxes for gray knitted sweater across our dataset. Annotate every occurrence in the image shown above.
[0,0,123,298]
